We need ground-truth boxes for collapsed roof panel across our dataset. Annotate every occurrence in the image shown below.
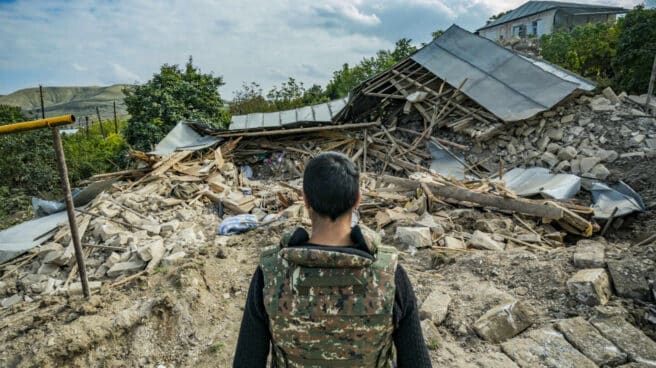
[412,25,592,122]
[228,97,348,131]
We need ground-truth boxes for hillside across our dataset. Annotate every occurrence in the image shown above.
[0,85,128,122]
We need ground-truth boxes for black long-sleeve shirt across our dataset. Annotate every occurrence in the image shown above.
[233,227,432,367]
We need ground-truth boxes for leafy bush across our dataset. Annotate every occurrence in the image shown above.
[123,56,231,151]
[613,6,656,93]
[63,128,129,184]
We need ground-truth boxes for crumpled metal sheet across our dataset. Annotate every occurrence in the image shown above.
[503,167,581,200]
[411,25,594,122]
[428,141,465,180]
[151,121,220,155]
[0,211,68,264]
[591,181,645,219]
[229,98,348,130]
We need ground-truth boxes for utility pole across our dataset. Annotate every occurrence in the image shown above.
[85,116,90,139]
[96,106,106,138]
[39,85,45,119]
[646,53,656,115]
[113,100,118,134]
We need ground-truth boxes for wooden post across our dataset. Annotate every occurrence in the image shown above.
[52,127,90,298]
[113,101,118,134]
[39,85,45,119]
[85,116,90,139]
[363,129,368,172]
[0,115,90,299]
[646,53,656,115]
[96,106,106,138]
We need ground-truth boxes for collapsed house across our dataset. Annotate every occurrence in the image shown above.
[1,24,655,368]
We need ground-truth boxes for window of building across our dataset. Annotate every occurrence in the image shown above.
[531,19,543,36]
[512,24,527,37]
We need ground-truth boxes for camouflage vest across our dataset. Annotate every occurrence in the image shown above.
[260,228,398,368]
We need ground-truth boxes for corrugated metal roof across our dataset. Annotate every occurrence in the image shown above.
[411,25,594,122]
[478,1,627,31]
[229,98,348,130]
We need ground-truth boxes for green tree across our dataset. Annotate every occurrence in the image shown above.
[541,23,618,80]
[0,105,59,194]
[123,56,230,151]
[325,38,417,99]
[613,6,656,93]
[229,82,273,115]
[431,29,445,40]
[486,10,511,25]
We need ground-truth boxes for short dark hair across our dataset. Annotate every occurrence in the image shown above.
[303,152,359,221]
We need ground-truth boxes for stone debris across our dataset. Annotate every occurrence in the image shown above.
[591,316,656,366]
[473,301,534,343]
[395,226,432,249]
[501,329,597,368]
[420,320,442,350]
[556,317,627,366]
[1,293,22,308]
[567,269,612,306]
[467,230,505,251]
[573,240,605,268]
[607,259,652,301]
[419,289,451,325]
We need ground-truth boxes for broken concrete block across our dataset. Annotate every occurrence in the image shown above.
[420,320,442,350]
[98,203,120,218]
[602,87,621,105]
[580,157,601,173]
[557,146,577,161]
[159,220,180,236]
[140,223,162,236]
[38,242,64,259]
[573,240,605,268]
[415,213,445,235]
[591,164,610,180]
[546,127,564,141]
[67,281,102,296]
[95,223,124,242]
[1,294,22,308]
[541,151,559,167]
[145,241,166,271]
[107,260,146,278]
[443,236,465,250]
[395,227,432,248]
[630,134,646,146]
[591,104,616,112]
[136,239,164,262]
[419,289,451,325]
[556,317,627,366]
[105,233,130,248]
[162,251,187,266]
[561,114,576,124]
[567,269,612,306]
[468,230,504,251]
[597,149,618,163]
[501,329,597,368]
[592,316,656,365]
[607,259,652,301]
[473,301,534,343]
[42,249,71,266]
[546,142,561,153]
[37,262,59,276]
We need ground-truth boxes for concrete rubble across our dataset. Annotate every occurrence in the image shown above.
[567,268,612,306]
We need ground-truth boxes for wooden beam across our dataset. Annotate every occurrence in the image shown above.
[380,175,564,219]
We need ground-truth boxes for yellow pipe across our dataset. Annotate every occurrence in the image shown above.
[0,114,76,135]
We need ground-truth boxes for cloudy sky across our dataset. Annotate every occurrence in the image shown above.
[0,0,644,97]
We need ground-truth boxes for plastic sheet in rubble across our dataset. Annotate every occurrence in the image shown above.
[503,167,581,200]
[428,141,466,180]
[591,181,645,219]
[151,121,221,155]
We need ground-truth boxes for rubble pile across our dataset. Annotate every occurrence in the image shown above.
[1,93,656,367]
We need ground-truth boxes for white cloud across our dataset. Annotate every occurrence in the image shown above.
[71,62,87,72]
[317,0,382,25]
[0,0,644,96]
